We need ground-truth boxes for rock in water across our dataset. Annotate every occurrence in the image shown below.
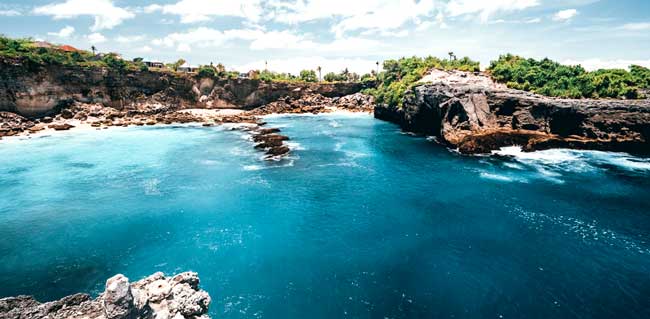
[0,272,212,319]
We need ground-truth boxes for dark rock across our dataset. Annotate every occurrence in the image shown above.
[60,108,75,119]
[266,145,290,157]
[49,123,75,131]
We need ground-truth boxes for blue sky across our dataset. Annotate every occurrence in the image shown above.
[1,0,649,74]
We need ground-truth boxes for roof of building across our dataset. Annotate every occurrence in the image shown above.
[57,45,80,52]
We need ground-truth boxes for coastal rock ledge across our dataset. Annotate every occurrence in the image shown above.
[0,272,211,319]
[375,70,650,155]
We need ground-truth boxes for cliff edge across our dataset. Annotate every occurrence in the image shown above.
[375,69,650,155]
[0,60,363,118]
[0,272,211,319]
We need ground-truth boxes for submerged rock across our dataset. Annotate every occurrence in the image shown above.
[0,272,212,319]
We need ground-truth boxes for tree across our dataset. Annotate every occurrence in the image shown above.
[299,69,318,82]
[91,45,96,55]
[317,66,322,81]
[168,58,186,71]
[133,57,143,63]
[215,63,226,75]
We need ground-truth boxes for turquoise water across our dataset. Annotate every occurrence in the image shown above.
[1,113,649,319]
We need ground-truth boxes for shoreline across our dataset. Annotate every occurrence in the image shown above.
[2,108,373,142]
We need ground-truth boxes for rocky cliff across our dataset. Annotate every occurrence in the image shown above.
[375,70,650,155]
[0,60,364,118]
[0,272,211,319]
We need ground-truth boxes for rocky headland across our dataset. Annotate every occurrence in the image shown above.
[375,70,650,155]
[0,272,211,319]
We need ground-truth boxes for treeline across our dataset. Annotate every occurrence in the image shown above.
[364,56,481,107]
[0,36,148,72]
[488,54,650,99]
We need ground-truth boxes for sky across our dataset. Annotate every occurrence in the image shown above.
[1,0,649,75]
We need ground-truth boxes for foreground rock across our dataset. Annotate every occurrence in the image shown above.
[375,69,650,155]
[0,272,211,319]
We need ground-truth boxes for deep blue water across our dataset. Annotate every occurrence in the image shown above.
[1,113,649,319]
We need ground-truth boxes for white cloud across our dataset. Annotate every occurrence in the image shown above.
[152,27,382,53]
[524,17,542,24]
[136,45,153,53]
[87,32,107,44]
[552,9,578,21]
[146,0,262,23]
[47,26,75,38]
[270,0,435,36]
[563,59,650,71]
[115,35,145,43]
[0,9,20,16]
[445,0,540,23]
[33,0,134,31]
[234,56,379,75]
[620,22,650,31]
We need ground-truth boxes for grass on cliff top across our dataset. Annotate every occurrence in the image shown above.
[363,56,481,108]
[488,54,650,99]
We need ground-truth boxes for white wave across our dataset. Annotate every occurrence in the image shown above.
[479,172,516,182]
[285,142,306,151]
[593,154,650,172]
[493,146,582,164]
[242,165,263,171]
[494,146,650,175]
[329,120,341,128]
[503,162,525,170]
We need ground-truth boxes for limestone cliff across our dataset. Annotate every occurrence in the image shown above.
[375,70,650,155]
[0,60,363,118]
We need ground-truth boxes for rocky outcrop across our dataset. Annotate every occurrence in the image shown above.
[0,272,211,319]
[0,60,365,118]
[250,93,374,115]
[375,69,650,155]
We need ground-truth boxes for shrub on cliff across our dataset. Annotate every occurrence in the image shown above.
[364,56,481,108]
[197,65,216,77]
[299,70,318,82]
[488,54,649,99]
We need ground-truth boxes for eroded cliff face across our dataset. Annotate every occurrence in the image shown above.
[0,61,363,118]
[375,70,650,155]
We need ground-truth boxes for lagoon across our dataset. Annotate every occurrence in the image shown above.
[1,113,649,319]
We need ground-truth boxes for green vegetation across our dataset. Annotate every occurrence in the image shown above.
[488,54,650,99]
[364,56,481,108]
[323,68,364,82]
[299,69,318,82]
[0,35,147,72]
[197,65,216,77]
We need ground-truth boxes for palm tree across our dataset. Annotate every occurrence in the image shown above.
[448,51,454,60]
[376,61,379,75]
[317,66,322,82]
[91,45,97,55]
